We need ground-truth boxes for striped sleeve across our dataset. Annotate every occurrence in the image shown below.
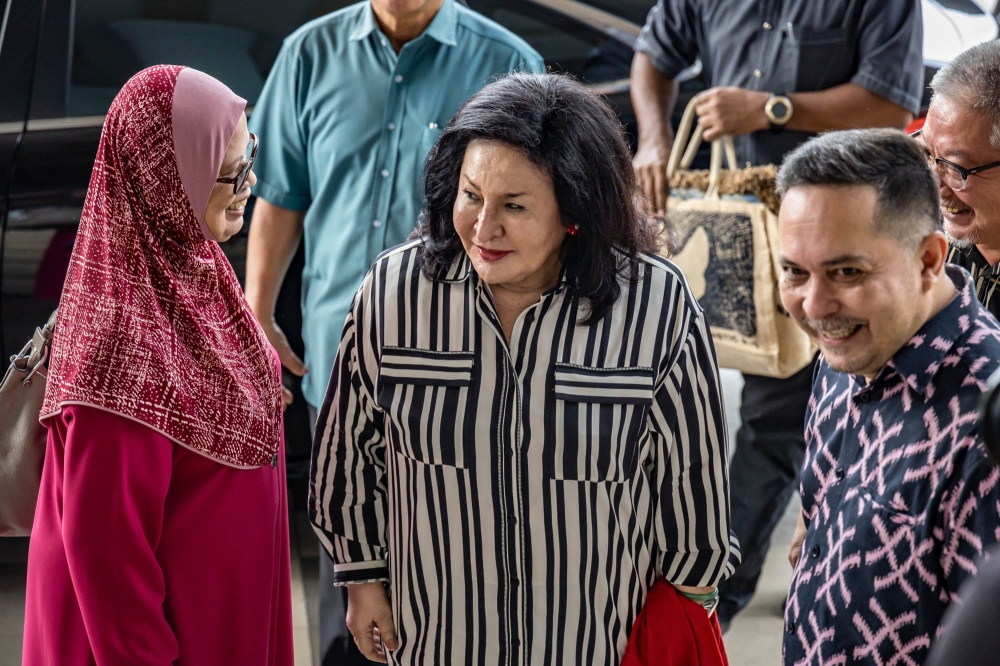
[309,273,390,585]
[648,300,739,587]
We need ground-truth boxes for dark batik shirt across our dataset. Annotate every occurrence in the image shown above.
[948,244,1000,321]
[634,0,924,166]
[784,266,1000,665]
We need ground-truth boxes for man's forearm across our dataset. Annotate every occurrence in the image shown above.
[245,198,306,321]
[630,52,680,148]
[787,83,913,133]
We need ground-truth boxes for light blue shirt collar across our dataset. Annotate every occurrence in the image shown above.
[349,0,457,47]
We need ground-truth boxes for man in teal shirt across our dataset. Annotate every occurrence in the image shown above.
[244,0,542,662]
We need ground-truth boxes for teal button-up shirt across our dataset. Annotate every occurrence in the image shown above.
[250,0,543,406]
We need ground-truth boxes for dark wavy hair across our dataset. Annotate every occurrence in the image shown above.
[415,72,658,324]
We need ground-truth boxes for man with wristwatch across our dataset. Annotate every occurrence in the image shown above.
[630,0,924,631]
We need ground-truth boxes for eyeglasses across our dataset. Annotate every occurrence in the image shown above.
[216,133,258,195]
[910,129,1000,192]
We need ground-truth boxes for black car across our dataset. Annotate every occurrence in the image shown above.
[0,0,695,481]
[1,0,995,478]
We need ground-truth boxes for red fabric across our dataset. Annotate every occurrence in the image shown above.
[905,116,926,135]
[40,65,281,468]
[22,405,294,665]
[621,579,729,666]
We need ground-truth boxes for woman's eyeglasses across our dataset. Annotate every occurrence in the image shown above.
[216,133,258,195]
[910,129,1000,192]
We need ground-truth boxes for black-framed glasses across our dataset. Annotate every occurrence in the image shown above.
[216,133,258,195]
[910,129,1000,192]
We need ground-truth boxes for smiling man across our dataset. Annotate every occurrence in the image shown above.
[916,41,1000,320]
[776,129,1000,665]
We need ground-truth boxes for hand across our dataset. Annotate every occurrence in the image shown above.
[693,87,770,142]
[788,510,807,568]
[633,134,673,217]
[346,582,398,663]
[257,316,307,404]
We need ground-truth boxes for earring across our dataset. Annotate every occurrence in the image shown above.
[567,223,580,236]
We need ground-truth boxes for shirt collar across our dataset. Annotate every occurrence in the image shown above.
[349,0,457,47]
[879,264,980,396]
[951,243,1000,275]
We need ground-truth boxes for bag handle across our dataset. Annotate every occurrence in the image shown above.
[667,98,739,184]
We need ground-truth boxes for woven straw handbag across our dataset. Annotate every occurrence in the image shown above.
[661,100,815,378]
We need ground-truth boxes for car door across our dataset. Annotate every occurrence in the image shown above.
[0,0,51,361]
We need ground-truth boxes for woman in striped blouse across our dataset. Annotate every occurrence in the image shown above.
[309,72,739,665]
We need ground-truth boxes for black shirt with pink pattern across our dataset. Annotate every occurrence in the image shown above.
[784,265,1000,665]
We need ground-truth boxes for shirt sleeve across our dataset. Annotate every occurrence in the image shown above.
[850,0,924,115]
[633,0,701,79]
[309,269,390,585]
[518,48,545,75]
[248,36,313,211]
[60,406,179,666]
[936,452,1000,603]
[648,299,740,588]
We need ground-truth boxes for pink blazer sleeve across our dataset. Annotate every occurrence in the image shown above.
[60,405,180,665]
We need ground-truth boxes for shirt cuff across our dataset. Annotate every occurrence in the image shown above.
[851,69,922,116]
[333,560,390,586]
[252,179,312,211]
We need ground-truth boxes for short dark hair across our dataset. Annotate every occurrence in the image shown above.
[776,129,939,246]
[415,72,657,324]
[930,40,1000,151]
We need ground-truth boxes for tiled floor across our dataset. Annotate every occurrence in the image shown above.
[0,370,795,665]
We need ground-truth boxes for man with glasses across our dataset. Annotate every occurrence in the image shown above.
[776,128,1000,665]
[244,1,542,664]
[912,40,1000,320]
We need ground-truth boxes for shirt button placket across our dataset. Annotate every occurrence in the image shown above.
[373,66,405,255]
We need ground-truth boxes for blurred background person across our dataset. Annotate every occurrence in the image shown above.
[777,129,1000,665]
[924,370,1000,666]
[244,1,542,663]
[310,73,738,664]
[910,41,1000,653]
[913,40,1000,320]
[23,66,292,666]
[629,0,924,629]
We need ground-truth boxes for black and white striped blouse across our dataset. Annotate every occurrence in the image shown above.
[310,241,739,665]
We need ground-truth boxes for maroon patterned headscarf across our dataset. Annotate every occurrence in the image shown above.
[41,65,282,468]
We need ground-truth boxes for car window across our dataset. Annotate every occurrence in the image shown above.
[67,0,356,118]
[466,0,634,84]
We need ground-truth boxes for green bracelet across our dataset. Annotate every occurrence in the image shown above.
[680,589,718,603]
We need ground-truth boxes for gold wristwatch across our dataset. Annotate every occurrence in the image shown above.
[765,93,793,134]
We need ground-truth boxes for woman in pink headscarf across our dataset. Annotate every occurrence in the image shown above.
[22,65,293,665]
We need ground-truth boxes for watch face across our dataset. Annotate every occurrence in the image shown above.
[772,100,789,119]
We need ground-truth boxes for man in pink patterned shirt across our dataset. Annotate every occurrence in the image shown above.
[775,128,1000,665]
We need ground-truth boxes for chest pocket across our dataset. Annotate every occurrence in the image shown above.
[548,364,654,483]
[377,347,474,468]
[794,26,856,92]
[415,123,444,185]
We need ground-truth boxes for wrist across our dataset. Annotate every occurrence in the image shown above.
[244,292,274,323]
[637,125,673,152]
[753,91,771,132]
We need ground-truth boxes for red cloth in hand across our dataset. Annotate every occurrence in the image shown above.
[621,579,730,666]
